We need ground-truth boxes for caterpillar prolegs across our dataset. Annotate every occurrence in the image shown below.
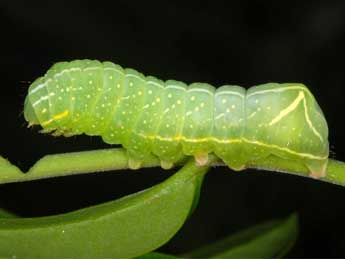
[24,60,329,178]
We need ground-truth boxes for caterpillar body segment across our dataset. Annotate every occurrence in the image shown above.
[24,59,329,178]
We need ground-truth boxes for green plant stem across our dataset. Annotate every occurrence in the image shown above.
[0,148,345,186]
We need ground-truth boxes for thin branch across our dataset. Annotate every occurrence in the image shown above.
[0,148,344,186]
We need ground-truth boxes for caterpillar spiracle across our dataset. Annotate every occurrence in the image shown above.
[24,60,329,178]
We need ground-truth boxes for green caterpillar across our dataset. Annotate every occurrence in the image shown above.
[24,59,329,178]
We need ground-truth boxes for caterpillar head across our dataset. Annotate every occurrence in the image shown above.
[24,95,40,127]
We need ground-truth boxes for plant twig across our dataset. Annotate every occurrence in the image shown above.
[0,148,344,186]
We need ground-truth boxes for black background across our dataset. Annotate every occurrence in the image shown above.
[1,0,345,257]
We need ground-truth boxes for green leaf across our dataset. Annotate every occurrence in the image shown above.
[183,213,298,259]
[135,252,180,259]
[0,209,16,219]
[0,159,211,259]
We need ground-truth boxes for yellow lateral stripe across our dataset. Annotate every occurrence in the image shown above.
[269,91,304,126]
[241,138,326,160]
[135,132,327,160]
[41,110,69,126]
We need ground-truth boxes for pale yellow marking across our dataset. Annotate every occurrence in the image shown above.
[135,132,327,160]
[303,96,323,142]
[215,91,244,98]
[247,111,257,119]
[269,91,304,126]
[166,85,186,91]
[188,88,213,95]
[215,113,225,120]
[147,80,164,89]
[33,95,49,106]
[41,110,69,126]
[267,91,323,142]
[247,85,312,98]
[126,73,145,82]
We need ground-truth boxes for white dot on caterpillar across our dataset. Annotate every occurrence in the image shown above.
[91,124,96,128]
[129,82,133,86]
[116,84,121,88]
[41,108,47,113]
[195,107,199,111]
[232,104,236,109]
[87,94,91,99]
[189,124,193,128]
[190,96,195,101]
[257,107,261,111]
[71,96,75,101]
[266,106,271,110]
[177,100,181,105]
[148,90,153,95]
[122,111,126,115]
[101,104,105,107]
[226,108,230,113]
[60,89,64,93]
[172,104,176,108]
[255,99,259,104]
[138,91,142,96]
[109,75,113,79]
[222,99,227,104]
[168,93,172,98]
[49,92,55,96]
[200,102,205,107]
[156,98,161,103]
[58,96,62,100]
[143,120,147,124]
[88,80,93,84]
[166,124,170,128]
